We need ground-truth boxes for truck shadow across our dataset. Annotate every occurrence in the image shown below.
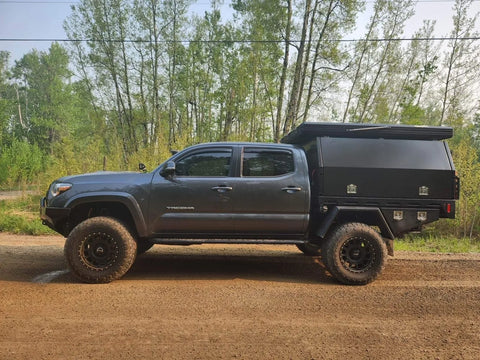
[126,247,335,284]
[0,244,66,283]
[0,244,334,284]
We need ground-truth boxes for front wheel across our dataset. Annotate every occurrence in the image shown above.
[64,217,137,283]
[322,223,387,285]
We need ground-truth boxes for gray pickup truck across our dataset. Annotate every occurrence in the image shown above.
[40,122,458,285]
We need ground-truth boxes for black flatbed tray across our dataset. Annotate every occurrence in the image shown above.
[281,122,453,144]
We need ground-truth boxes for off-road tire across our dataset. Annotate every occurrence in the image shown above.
[296,242,321,256]
[136,240,154,255]
[64,217,137,284]
[321,239,333,274]
[322,223,387,285]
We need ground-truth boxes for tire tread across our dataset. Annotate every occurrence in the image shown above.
[64,216,137,283]
[323,222,387,285]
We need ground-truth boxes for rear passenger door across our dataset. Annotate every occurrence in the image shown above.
[230,146,310,236]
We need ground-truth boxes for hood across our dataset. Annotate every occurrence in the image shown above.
[46,170,154,205]
[57,171,147,184]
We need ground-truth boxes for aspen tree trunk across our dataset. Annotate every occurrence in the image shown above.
[274,0,291,142]
[284,0,311,135]
[342,6,380,123]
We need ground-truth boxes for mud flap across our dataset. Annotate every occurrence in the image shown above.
[384,238,394,256]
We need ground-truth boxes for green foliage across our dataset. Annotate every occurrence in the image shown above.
[126,141,176,172]
[0,140,44,189]
[400,104,426,125]
[449,134,480,239]
[397,234,480,253]
[0,196,55,235]
[10,44,74,153]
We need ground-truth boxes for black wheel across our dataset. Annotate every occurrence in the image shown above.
[64,217,137,283]
[322,223,387,285]
[136,240,154,255]
[296,242,321,256]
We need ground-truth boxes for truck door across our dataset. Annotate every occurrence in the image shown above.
[149,147,235,234]
[229,147,310,236]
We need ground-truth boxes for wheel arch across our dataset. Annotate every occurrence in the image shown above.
[314,206,394,256]
[315,206,394,239]
[65,192,148,237]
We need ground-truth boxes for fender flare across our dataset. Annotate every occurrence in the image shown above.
[315,206,395,241]
[65,192,148,237]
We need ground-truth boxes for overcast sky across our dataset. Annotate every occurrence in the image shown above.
[0,0,479,64]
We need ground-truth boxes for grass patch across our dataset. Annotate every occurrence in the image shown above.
[0,195,55,235]
[396,234,480,253]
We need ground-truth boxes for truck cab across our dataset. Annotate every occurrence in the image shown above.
[147,142,310,238]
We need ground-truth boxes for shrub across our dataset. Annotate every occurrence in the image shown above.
[0,140,44,189]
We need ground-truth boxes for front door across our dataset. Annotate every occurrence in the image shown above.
[149,147,235,235]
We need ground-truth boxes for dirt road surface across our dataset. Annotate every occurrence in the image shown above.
[1,233,479,359]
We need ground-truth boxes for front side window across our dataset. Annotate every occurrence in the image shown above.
[242,149,294,177]
[175,150,232,177]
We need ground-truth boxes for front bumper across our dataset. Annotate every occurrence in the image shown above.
[40,197,71,234]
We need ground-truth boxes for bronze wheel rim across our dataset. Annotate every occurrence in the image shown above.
[80,232,119,270]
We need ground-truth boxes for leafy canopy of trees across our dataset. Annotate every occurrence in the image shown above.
[1,0,480,238]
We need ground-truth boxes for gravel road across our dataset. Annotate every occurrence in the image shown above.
[1,233,479,359]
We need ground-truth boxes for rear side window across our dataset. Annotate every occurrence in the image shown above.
[175,150,232,177]
[242,149,294,177]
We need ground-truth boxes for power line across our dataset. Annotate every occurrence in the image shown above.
[0,36,479,43]
[0,0,477,2]
[0,1,76,3]
[0,0,479,3]
[0,0,215,4]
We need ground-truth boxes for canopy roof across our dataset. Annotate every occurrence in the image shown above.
[281,122,453,144]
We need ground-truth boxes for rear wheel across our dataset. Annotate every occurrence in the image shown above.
[322,223,387,285]
[64,217,137,283]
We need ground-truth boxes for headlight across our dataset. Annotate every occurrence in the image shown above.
[51,183,72,197]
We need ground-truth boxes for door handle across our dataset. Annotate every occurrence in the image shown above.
[211,186,233,193]
[281,186,302,193]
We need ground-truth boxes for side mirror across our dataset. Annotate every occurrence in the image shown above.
[139,163,147,172]
[160,161,176,177]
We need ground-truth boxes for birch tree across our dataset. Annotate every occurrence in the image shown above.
[343,0,415,123]
[439,0,480,126]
